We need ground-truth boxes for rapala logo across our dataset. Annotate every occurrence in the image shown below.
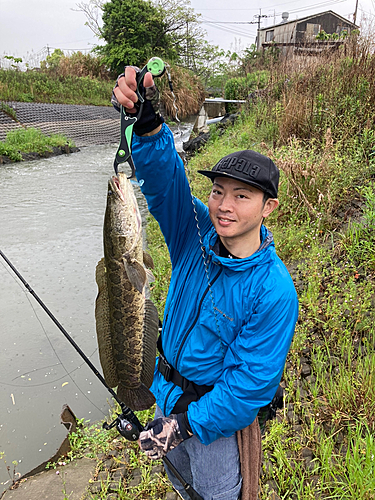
[216,157,261,178]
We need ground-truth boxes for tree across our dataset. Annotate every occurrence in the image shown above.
[75,0,104,37]
[77,0,222,72]
[94,0,176,74]
[156,0,206,67]
[40,49,65,72]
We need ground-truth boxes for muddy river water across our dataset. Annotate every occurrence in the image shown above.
[0,123,192,491]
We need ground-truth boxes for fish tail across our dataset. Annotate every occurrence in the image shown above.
[117,383,156,411]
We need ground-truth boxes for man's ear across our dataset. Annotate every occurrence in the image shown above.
[262,198,279,218]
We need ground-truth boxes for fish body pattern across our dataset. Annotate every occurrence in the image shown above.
[95,173,158,411]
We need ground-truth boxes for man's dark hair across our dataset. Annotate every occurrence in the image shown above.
[263,192,271,205]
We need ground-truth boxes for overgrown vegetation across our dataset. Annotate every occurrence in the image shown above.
[0,50,204,118]
[0,128,75,161]
[224,70,269,101]
[0,66,114,106]
[78,0,225,79]
[157,63,205,118]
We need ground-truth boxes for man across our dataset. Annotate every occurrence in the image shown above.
[113,67,298,500]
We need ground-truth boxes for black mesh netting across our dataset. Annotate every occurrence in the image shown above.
[0,101,120,146]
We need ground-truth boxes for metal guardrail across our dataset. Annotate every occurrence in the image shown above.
[205,98,247,103]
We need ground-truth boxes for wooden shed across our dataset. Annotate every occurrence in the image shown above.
[257,10,358,54]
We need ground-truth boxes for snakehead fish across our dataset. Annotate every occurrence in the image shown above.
[95,172,158,411]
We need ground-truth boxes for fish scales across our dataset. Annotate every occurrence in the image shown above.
[95,172,158,411]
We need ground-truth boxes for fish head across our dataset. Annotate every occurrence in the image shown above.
[104,172,142,257]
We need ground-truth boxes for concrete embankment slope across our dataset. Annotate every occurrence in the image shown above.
[1,459,96,500]
[0,102,120,146]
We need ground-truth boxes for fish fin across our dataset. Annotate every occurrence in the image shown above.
[123,258,146,293]
[117,383,156,411]
[95,258,119,388]
[141,299,159,389]
[145,268,155,284]
[143,250,154,269]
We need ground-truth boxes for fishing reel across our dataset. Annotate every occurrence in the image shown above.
[103,404,144,441]
[103,414,140,441]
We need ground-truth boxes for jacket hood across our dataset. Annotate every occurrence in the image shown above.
[204,224,275,271]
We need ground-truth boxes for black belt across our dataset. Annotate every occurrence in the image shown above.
[157,336,214,413]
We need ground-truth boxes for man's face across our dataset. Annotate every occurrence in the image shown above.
[208,177,278,248]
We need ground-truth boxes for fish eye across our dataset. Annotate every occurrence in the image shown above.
[108,189,113,195]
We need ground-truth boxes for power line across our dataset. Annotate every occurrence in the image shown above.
[197,0,347,14]
[202,0,349,35]
[202,15,257,37]
[47,46,95,52]
[202,20,257,39]
[274,0,347,16]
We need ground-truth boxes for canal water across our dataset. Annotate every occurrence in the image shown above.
[0,123,193,491]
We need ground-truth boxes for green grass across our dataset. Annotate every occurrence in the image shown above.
[0,127,75,161]
[0,69,114,106]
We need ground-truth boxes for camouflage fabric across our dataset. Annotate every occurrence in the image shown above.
[139,415,183,460]
[143,84,161,116]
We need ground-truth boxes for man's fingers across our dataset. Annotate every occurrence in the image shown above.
[143,72,155,89]
[114,68,155,111]
[124,66,137,91]
[114,71,138,111]
[113,85,137,112]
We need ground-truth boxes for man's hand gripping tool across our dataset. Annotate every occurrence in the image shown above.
[113,57,165,178]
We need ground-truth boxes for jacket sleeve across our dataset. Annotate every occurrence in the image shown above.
[186,279,299,445]
[132,124,211,266]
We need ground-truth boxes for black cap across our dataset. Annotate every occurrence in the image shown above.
[198,150,279,198]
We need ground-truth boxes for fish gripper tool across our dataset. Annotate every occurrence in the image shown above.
[113,56,166,178]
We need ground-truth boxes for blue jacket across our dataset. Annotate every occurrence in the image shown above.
[133,124,299,445]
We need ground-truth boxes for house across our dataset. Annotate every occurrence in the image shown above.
[257,11,358,55]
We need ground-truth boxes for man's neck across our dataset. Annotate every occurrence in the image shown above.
[219,234,261,259]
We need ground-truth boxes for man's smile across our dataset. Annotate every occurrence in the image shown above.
[217,215,236,226]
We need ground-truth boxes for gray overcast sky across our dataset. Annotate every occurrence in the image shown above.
[0,0,373,62]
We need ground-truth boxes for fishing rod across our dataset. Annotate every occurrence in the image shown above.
[0,249,203,500]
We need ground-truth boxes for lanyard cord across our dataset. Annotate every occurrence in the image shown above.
[165,65,224,358]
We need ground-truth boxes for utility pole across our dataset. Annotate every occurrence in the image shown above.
[353,0,359,25]
[255,9,268,50]
[256,9,268,31]
[186,21,189,68]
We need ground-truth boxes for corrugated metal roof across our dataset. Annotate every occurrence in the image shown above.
[258,10,358,31]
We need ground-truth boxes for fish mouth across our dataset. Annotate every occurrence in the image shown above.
[109,175,126,201]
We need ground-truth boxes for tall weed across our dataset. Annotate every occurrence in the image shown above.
[339,182,375,270]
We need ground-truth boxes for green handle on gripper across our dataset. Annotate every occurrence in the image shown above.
[146,57,165,78]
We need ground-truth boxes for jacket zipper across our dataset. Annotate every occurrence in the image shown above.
[175,267,222,366]
[163,266,223,415]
